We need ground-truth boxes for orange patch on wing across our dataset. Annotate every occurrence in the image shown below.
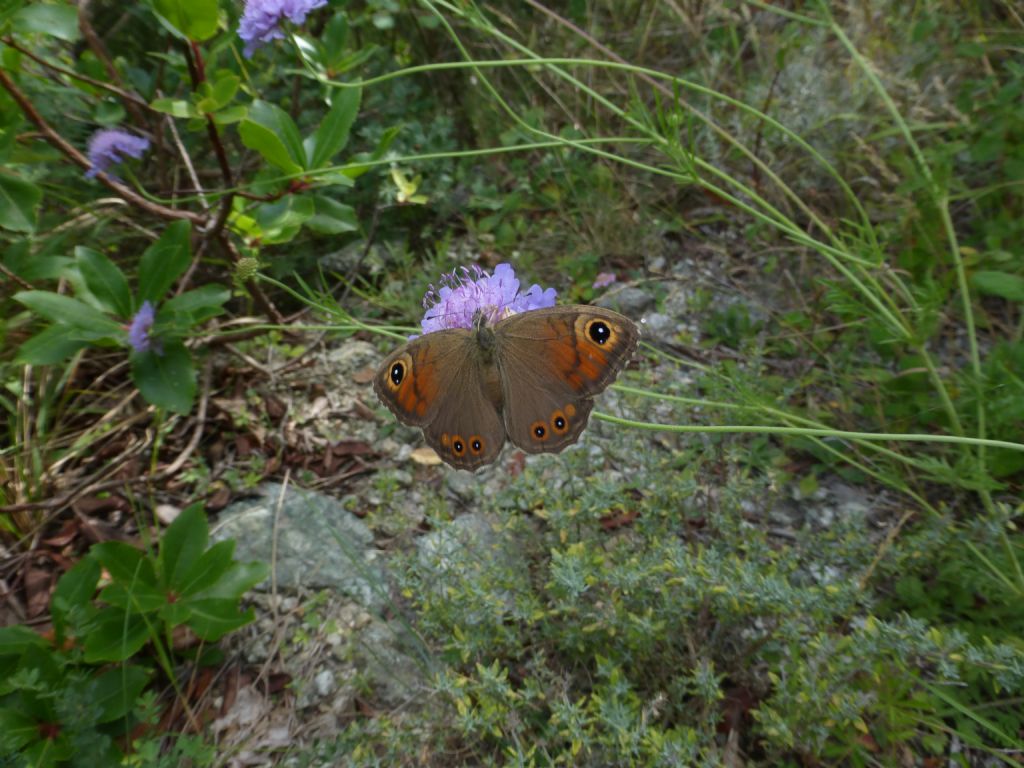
[549,339,579,375]
[565,404,577,417]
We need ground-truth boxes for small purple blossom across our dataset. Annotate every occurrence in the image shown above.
[85,129,150,180]
[592,272,617,289]
[420,263,557,335]
[238,0,327,57]
[128,301,157,353]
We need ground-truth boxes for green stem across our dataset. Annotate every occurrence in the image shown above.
[592,412,1024,453]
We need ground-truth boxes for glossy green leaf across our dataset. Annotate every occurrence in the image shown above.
[150,97,200,119]
[138,220,192,303]
[309,87,361,168]
[90,665,150,723]
[0,708,38,751]
[160,284,230,323]
[51,556,100,641]
[177,540,235,597]
[972,270,1024,302]
[15,325,90,365]
[131,339,196,414]
[0,172,42,232]
[91,542,158,588]
[211,105,248,125]
[160,503,208,590]
[13,4,80,41]
[239,119,303,175]
[76,247,131,317]
[306,196,359,235]
[194,560,269,600]
[185,598,255,641]
[255,195,315,244]
[99,581,166,613]
[13,291,123,335]
[0,625,47,657]
[152,0,219,41]
[248,100,305,169]
[83,609,149,663]
[320,12,349,64]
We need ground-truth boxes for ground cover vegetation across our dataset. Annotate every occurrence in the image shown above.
[0,0,1022,765]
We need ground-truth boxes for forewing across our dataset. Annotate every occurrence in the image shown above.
[494,305,638,454]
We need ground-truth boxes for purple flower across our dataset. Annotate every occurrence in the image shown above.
[238,0,327,57]
[85,129,150,180]
[420,263,557,335]
[592,272,617,289]
[128,301,157,353]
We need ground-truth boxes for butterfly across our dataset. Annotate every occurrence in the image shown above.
[374,305,639,470]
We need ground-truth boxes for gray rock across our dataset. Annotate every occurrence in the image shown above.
[417,513,527,616]
[354,620,428,708]
[211,482,386,609]
[641,312,677,342]
[594,285,656,315]
[313,669,336,698]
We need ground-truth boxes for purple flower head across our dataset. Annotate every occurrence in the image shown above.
[592,272,617,290]
[85,129,150,180]
[420,263,557,335]
[238,0,328,57]
[128,301,158,353]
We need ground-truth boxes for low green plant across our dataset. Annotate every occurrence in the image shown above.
[12,222,228,415]
[0,504,267,766]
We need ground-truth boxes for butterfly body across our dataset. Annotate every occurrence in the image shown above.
[374,305,639,471]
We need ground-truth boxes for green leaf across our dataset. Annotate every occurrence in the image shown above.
[0,625,47,658]
[0,708,38,752]
[255,195,315,230]
[131,339,196,414]
[177,540,234,597]
[238,119,303,175]
[321,12,349,65]
[91,542,158,588]
[309,87,361,168]
[152,0,219,41]
[159,600,192,628]
[15,325,90,365]
[185,598,255,641]
[972,270,1024,302]
[150,97,200,119]
[0,172,42,232]
[306,196,359,235]
[211,105,248,125]
[160,503,208,591]
[99,581,166,613]
[248,100,305,169]
[13,4,80,41]
[194,560,269,600]
[161,284,230,324]
[255,195,315,243]
[76,247,131,316]
[51,556,100,642]
[83,609,149,663]
[212,73,240,106]
[13,291,123,335]
[90,665,150,723]
[138,220,192,303]
[53,557,100,612]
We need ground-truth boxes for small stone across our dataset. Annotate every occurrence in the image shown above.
[313,670,335,698]
[154,504,181,525]
[594,286,655,315]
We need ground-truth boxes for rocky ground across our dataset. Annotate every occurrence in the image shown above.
[201,247,893,765]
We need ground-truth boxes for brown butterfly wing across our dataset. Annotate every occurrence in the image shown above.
[374,330,505,470]
[493,305,639,454]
